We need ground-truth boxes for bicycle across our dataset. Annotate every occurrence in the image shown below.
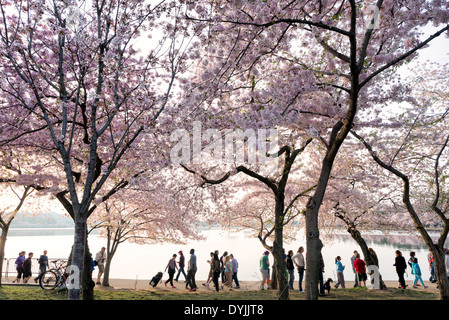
[39,259,69,291]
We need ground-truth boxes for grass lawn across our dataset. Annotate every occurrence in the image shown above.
[0,285,438,300]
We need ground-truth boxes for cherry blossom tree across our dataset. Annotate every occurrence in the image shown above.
[88,182,203,287]
[350,65,449,299]
[180,0,449,299]
[327,149,407,289]
[181,135,316,299]
[0,148,62,286]
[0,0,195,299]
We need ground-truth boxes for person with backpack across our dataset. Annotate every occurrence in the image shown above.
[95,247,106,285]
[22,252,34,283]
[12,251,26,283]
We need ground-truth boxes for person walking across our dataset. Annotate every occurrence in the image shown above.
[175,250,187,282]
[12,251,26,283]
[203,252,215,288]
[259,251,271,290]
[186,249,198,292]
[95,247,106,285]
[428,251,437,283]
[286,250,295,290]
[34,250,49,283]
[230,254,240,289]
[353,253,367,287]
[211,252,220,292]
[408,251,416,275]
[394,250,407,289]
[411,257,428,289]
[164,254,178,288]
[334,256,345,288]
[293,246,305,293]
[223,255,233,290]
[220,251,228,285]
[351,250,359,287]
[22,252,34,283]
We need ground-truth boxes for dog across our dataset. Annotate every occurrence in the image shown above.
[323,278,333,295]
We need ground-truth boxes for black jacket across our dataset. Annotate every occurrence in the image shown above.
[394,256,407,272]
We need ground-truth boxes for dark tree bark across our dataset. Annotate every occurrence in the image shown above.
[351,130,449,300]
[182,140,314,300]
[334,204,387,289]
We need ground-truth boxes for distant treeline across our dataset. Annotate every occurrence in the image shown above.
[10,212,73,228]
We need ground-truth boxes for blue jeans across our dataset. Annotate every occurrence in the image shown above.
[175,266,187,281]
[232,272,240,287]
[34,265,47,281]
[288,269,295,289]
[429,265,437,282]
[353,272,359,287]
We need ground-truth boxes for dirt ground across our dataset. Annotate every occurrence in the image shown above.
[102,278,440,294]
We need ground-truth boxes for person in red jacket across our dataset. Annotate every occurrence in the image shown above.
[353,253,367,287]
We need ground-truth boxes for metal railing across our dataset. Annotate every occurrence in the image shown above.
[1,258,68,281]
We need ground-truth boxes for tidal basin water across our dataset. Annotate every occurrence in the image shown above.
[3,227,444,282]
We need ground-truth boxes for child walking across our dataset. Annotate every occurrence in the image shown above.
[334,256,346,288]
[411,257,428,289]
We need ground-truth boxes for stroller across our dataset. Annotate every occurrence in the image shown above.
[149,272,163,288]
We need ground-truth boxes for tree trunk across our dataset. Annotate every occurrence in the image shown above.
[270,267,277,290]
[0,227,8,286]
[102,226,118,287]
[68,219,86,300]
[430,246,449,300]
[67,225,95,300]
[272,242,288,299]
[347,227,387,289]
[102,253,113,287]
[304,211,323,300]
[82,235,95,300]
[272,194,289,300]
[304,163,329,300]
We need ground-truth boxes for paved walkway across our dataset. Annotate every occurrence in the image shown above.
[1,276,440,294]
[103,278,440,294]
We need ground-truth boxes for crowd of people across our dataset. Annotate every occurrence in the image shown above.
[162,249,240,292]
[161,245,449,296]
[10,244,449,294]
[10,247,107,285]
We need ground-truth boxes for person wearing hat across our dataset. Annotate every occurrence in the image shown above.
[175,250,187,282]
[259,251,271,290]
